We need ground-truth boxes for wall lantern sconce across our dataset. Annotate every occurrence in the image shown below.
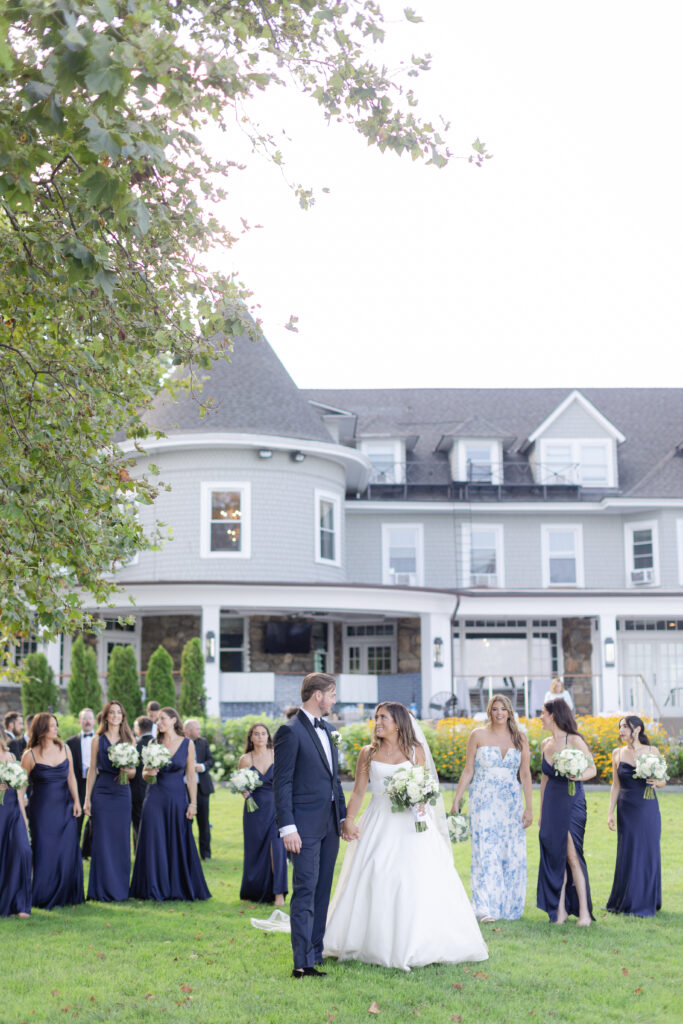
[205,630,216,663]
[433,637,444,668]
[291,450,305,463]
[604,637,615,668]
[258,448,273,459]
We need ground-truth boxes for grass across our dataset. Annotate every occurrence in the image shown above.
[3,789,681,1024]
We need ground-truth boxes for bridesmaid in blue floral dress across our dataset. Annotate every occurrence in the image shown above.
[537,700,596,925]
[130,707,210,902]
[0,738,31,917]
[21,713,84,909]
[84,701,136,902]
[238,724,288,904]
[451,695,533,921]
[606,716,664,916]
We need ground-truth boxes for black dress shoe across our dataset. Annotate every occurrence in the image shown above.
[291,967,327,979]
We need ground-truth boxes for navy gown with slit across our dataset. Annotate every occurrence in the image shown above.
[0,784,32,916]
[129,738,211,901]
[537,756,593,921]
[87,736,132,902]
[606,761,661,916]
[240,764,288,903]
[28,759,84,909]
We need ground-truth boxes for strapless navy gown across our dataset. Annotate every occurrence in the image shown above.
[0,784,32,915]
[240,764,288,903]
[537,755,593,921]
[87,736,132,902]
[129,738,210,901]
[606,761,661,916]
[28,759,84,909]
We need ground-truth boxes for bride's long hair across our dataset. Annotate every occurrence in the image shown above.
[367,701,418,767]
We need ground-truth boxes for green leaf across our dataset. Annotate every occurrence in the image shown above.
[84,116,122,159]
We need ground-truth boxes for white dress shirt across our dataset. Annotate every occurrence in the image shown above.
[80,731,94,778]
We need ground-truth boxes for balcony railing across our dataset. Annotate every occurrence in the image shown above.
[361,460,595,500]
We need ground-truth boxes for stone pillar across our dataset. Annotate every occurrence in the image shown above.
[562,617,594,715]
[420,612,454,718]
[201,605,221,717]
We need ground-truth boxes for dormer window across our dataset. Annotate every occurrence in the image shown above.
[451,440,503,484]
[537,439,613,487]
[360,440,405,485]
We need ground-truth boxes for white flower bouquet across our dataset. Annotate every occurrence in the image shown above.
[141,742,172,783]
[107,742,139,784]
[0,761,28,804]
[633,751,669,799]
[384,764,440,833]
[446,813,469,843]
[331,730,342,749]
[228,767,262,811]
[552,747,590,795]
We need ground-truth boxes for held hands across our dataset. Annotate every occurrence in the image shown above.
[341,821,360,842]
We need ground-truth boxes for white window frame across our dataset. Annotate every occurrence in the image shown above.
[314,489,342,566]
[537,438,614,487]
[452,439,503,484]
[624,520,660,588]
[342,623,397,674]
[462,523,505,587]
[541,524,585,588]
[381,522,424,587]
[678,520,683,587]
[360,439,406,485]
[200,481,251,559]
[219,614,249,673]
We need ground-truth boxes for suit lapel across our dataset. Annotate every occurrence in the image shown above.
[297,710,332,777]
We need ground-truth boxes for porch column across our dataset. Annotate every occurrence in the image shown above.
[597,613,619,713]
[201,605,221,717]
[42,637,62,683]
[420,611,454,717]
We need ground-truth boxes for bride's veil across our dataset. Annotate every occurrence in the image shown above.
[409,714,451,851]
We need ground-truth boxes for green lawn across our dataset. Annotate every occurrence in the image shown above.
[4,790,681,1024]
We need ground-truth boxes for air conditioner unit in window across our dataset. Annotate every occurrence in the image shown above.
[631,568,654,585]
[391,572,416,586]
[470,573,497,587]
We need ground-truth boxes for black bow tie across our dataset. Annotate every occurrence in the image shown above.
[83,733,93,738]
[313,718,325,730]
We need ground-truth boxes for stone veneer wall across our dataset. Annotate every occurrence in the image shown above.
[0,685,22,717]
[141,615,201,695]
[249,617,318,674]
[397,618,421,673]
[562,617,593,715]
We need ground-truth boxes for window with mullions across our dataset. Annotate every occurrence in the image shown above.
[201,482,251,558]
[343,623,396,674]
[220,617,246,672]
[315,490,341,566]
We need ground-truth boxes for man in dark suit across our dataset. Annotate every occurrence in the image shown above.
[184,719,214,859]
[65,708,95,841]
[274,672,347,979]
[5,711,26,758]
[131,716,154,848]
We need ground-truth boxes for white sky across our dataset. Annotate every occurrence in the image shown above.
[206,1,683,390]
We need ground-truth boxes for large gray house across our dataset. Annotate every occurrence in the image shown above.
[26,337,683,724]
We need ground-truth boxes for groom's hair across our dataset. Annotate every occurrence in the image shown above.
[301,672,336,703]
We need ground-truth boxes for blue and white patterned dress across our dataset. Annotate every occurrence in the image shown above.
[468,746,526,920]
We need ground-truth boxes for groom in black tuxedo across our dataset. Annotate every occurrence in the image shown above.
[274,672,346,979]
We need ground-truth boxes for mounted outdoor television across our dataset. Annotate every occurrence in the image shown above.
[264,621,312,654]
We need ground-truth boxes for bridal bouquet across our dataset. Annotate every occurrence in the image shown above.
[141,742,171,782]
[108,742,139,784]
[0,761,28,804]
[633,751,669,799]
[552,748,590,795]
[446,813,469,843]
[384,764,440,833]
[228,767,262,811]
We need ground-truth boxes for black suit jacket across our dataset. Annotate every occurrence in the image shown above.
[193,737,215,796]
[131,733,154,806]
[273,710,346,839]
[65,734,88,801]
[9,736,27,759]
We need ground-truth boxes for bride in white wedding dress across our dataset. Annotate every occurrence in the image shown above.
[323,702,489,971]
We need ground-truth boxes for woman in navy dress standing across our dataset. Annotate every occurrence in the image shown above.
[129,707,210,902]
[238,723,287,905]
[606,715,665,916]
[84,700,136,901]
[0,734,31,917]
[537,700,596,926]
[21,713,84,909]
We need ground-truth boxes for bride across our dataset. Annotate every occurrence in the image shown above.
[323,702,489,971]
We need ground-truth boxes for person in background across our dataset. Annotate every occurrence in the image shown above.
[146,702,161,737]
[4,711,24,748]
[131,716,154,848]
[543,677,574,711]
[284,706,300,720]
[0,733,31,917]
[65,708,95,841]
[238,723,287,906]
[184,719,214,860]
[7,712,27,760]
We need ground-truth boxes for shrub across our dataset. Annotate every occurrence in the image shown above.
[21,652,60,716]
[179,638,206,718]
[67,637,102,714]
[145,645,176,707]
[107,645,142,722]
[207,714,282,782]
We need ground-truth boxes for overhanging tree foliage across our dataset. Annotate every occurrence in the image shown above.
[0,1,473,647]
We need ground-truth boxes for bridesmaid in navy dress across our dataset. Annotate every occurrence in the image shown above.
[606,715,665,916]
[21,713,84,909]
[537,700,596,926]
[129,707,210,902]
[84,700,136,901]
[0,735,31,917]
[238,723,287,905]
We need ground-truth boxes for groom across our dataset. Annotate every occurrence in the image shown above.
[274,672,347,978]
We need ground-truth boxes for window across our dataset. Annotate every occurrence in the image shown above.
[625,521,659,587]
[463,525,504,587]
[312,622,328,673]
[14,635,38,662]
[381,523,424,586]
[452,440,502,483]
[360,440,405,484]
[541,525,584,587]
[200,482,251,558]
[219,616,247,672]
[678,520,683,587]
[314,490,341,565]
[538,439,613,487]
[343,623,396,674]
